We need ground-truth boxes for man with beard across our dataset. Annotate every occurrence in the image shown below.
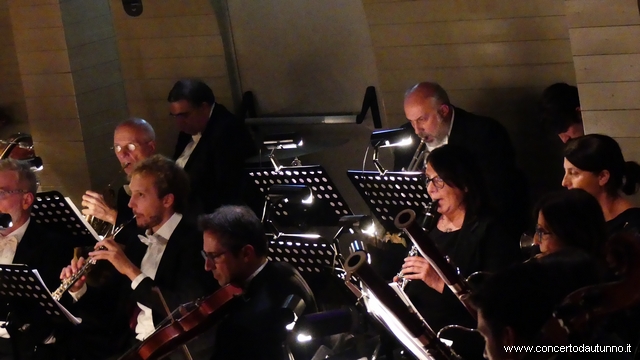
[394,82,529,234]
[62,155,217,359]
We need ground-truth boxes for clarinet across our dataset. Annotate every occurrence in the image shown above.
[396,200,440,290]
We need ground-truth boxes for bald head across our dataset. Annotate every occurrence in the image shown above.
[405,82,450,107]
[115,117,155,142]
[113,117,156,175]
[403,82,452,144]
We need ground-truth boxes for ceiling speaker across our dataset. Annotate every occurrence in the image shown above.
[122,0,143,17]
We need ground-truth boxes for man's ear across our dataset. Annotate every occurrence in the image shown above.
[162,193,175,209]
[22,192,34,211]
[439,103,450,118]
[241,244,256,261]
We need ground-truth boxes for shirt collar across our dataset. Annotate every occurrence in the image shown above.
[145,213,182,241]
[447,107,455,137]
[4,218,30,244]
[244,259,268,287]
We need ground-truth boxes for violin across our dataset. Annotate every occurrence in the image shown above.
[0,133,43,169]
[119,284,243,360]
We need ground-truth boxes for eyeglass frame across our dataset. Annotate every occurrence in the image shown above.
[0,189,27,199]
[201,250,228,263]
[424,175,445,190]
[111,143,138,153]
[534,226,552,241]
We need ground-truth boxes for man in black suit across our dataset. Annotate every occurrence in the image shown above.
[63,155,218,359]
[394,82,529,233]
[0,159,74,359]
[200,205,317,360]
[167,79,256,219]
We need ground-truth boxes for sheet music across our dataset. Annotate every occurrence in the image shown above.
[64,197,101,242]
[32,269,82,325]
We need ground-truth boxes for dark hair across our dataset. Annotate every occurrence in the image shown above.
[167,79,215,108]
[471,249,600,343]
[540,83,581,134]
[564,134,640,196]
[129,155,190,214]
[534,188,606,256]
[426,144,489,219]
[198,205,268,257]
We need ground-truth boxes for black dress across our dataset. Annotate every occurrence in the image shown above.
[606,207,640,237]
[404,215,521,360]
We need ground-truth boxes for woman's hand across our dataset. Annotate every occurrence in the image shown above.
[401,256,446,293]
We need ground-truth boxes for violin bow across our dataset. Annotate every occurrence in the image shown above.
[151,286,194,360]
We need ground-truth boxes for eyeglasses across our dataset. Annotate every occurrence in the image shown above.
[201,250,227,263]
[170,111,192,120]
[534,226,551,240]
[0,189,27,199]
[112,143,137,153]
[424,175,445,190]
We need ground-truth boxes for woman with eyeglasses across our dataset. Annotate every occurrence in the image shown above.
[399,144,521,360]
[563,134,640,236]
[532,188,607,257]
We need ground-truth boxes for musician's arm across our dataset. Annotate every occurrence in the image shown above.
[131,242,214,314]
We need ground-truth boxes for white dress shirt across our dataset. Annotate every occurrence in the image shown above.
[175,103,215,169]
[0,218,30,338]
[131,212,183,340]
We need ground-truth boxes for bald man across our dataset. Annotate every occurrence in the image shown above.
[395,82,529,234]
[82,118,156,237]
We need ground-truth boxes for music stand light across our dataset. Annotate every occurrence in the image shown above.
[264,133,304,172]
[370,128,413,175]
[263,184,313,236]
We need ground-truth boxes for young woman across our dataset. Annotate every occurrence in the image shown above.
[563,134,640,236]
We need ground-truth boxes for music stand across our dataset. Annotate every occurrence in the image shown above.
[267,234,338,275]
[347,171,428,233]
[30,191,100,246]
[247,165,352,229]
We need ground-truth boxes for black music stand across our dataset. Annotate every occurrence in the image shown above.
[267,234,338,275]
[247,165,352,229]
[0,264,80,357]
[30,191,100,247]
[346,171,427,233]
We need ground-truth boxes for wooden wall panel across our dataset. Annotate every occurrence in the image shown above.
[364,0,576,201]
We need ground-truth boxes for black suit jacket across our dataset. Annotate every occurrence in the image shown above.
[122,216,218,326]
[394,106,530,232]
[0,220,75,353]
[211,261,317,360]
[173,104,256,218]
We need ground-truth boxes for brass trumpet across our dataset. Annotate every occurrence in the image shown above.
[405,139,427,172]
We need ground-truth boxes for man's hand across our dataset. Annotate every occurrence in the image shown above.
[60,256,88,293]
[89,238,141,281]
[401,256,446,293]
[82,190,117,225]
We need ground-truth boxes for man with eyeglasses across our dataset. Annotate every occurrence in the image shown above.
[61,155,218,359]
[199,205,316,360]
[81,118,156,241]
[0,159,75,359]
[167,79,256,219]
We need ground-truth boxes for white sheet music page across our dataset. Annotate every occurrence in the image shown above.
[64,197,101,242]
[32,269,82,325]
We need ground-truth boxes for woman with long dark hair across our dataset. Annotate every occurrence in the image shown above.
[563,134,640,235]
